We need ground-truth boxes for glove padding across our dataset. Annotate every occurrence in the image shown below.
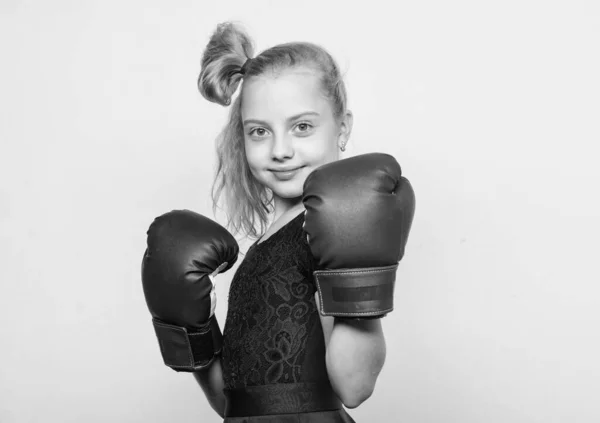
[302,153,415,318]
[141,209,239,371]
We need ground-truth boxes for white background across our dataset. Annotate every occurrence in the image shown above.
[1,1,599,422]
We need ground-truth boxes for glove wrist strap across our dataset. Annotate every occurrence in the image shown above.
[152,316,222,372]
[314,264,398,318]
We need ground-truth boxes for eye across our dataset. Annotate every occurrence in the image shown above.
[294,122,313,134]
[248,127,269,138]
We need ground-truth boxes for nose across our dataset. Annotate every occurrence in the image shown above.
[270,133,294,160]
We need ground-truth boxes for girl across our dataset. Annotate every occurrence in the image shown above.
[195,22,387,422]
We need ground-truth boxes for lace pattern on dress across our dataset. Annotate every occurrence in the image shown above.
[221,213,323,389]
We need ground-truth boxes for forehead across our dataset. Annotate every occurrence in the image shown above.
[240,68,330,120]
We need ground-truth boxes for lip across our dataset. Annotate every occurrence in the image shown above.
[270,166,303,172]
[270,166,304,181]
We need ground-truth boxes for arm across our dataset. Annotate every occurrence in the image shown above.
[193,357,227,418]
[317,293,386,409]
[141,210,239,417]
[302,154,415,408]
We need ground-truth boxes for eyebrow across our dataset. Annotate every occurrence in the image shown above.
[243,111,320,126]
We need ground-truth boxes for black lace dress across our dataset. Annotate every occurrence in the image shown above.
[221,212,356,422]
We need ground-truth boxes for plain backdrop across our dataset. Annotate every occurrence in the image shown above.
[1,1,599,422]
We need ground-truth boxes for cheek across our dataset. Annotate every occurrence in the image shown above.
[307,130,339,162]
[244,141,262,169]
[244,143,274,184]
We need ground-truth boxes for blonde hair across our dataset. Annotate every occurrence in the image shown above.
[198,22,348,239]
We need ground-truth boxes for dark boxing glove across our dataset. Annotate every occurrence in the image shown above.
[141,210,239,371]
[302,153,415,318]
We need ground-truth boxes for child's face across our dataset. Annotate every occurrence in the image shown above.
[241,67,350,201]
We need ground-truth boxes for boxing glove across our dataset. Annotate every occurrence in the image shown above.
[302,153,415,318]
[141,209,239,371]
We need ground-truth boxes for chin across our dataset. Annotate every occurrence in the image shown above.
[269,183,304,199]
[259,167,310,198]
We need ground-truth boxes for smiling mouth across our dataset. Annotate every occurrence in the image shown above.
[270,166,305,180]
[270,166,304,173]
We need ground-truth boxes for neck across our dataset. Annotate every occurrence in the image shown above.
[273,195,304,221]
